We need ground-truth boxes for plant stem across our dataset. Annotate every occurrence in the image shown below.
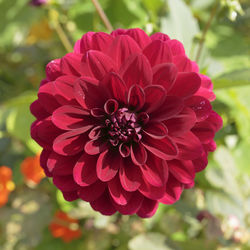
[195,2,219,62]
[91,0,113,32]
[54,22,73,53]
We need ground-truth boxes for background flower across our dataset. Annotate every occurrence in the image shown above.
[31,28,222,217]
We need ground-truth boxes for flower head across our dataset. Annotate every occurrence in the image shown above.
[21,154,45,185]
[30,0,48,6]
[49,211,82,242]
[31,28,222,218]
[0,166,15,207]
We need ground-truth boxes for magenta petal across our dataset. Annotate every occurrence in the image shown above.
[192,151,208,172]
[159,176,183,204]
[108,35,141,68]
[192,126,215,144]
[152,63,178,92]
[120,54,152,88]
[90,190,116,216]
[167,39,185,56]
[102,72,127,104]
[88,126,102,140]
[46,59,62,81]
[185,96,212,122]
[52,105,92,131]
[62,191,78,201]
[143,85,166,113]
[61,53,83,76]
[113,191,144,215]
[131,143,147,166]
[53,175,78,192]
[119,159,142,191]
[164,107,196,136]
[96,150,119,182]
[73,153,98,186]
[92,32,114,52]
[140,153,168,187]
[30,99,50,120]
[78,181,106,202]
[53,130,87,156]
[47,151,78,175]
[74,77,108,109]
[127,84,145,110]
[150,32,170,42]
[84,138,108,155]
[174,131,203,160]
[40,149,53,177]
[126,28,151,49]
[168,72,201,99]
[143,40,172,66]
[173,55,194,72]
[108,176,132,205]
[74,32,95,54]
[168,160,195,184]
[143,122,168,139]
[150,96,184,122]
[137,198,159,218]
[142,134,178,160]
[85,50,116,80]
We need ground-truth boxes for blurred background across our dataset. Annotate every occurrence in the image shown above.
[0,0,249,249]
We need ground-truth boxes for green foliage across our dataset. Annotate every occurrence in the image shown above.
[0,0,249,249]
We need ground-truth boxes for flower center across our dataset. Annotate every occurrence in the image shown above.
[105,108,142,146]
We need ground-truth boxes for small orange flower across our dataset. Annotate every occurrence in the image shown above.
[0,166,15,207]
[49,211,82,242]
[21,154,45,185]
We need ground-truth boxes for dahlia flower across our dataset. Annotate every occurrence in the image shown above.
[31,28,222,218]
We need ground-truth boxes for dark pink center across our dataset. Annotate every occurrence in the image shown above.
[105,108,142,146]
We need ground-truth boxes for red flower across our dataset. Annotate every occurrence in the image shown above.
[49,211,82,242]
[31,29,222,218]
[0,166,15,207]
[21,154,45,185]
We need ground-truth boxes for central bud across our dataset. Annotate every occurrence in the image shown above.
[105,107,142,146]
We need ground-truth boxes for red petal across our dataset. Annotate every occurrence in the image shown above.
[47,151,78,175]
[74,32,95,54]
[61,53,83,76]
[159,175,183,204]
[140,153,168,187]
[62,191,78,201]
[90,190,117,216]
[137,198,159,218]
[108,176,132,205]
[174,131,203,160]
[127,84,145,110]
[150,96,184,122]
[46,59,62,81]
[168,160,195,184]
[73,153,98,186]
[142,134,178,160]
[150,32,170,42]
[143,40,172,66]
[131,143,147,166]
[168,72,201,99]
[119,159,142,191]
[164,107,196,136]
[152,63,178,91]
[185,96,212,122]
[53,175,78,192]
[74,77,108,109]
[101,72,127,104]
[84,138,108,155]
[53,130,87,156]
[52,105,92,130]
[173,55,194,72]
[92,32,114,52]
[143,85,166,113]
[126,28,151,49]
[78,181,106,202]
[113,191,144,215]
[30,99,50,120]
[85,50,116,80]
[143,122,168,139]
[96,150,119,182]
[120,54,152,88]
[108,35,141,68]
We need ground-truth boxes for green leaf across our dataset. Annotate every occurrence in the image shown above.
[160,0,199,56]
[213,68,250,89]
[128,233,173,250]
